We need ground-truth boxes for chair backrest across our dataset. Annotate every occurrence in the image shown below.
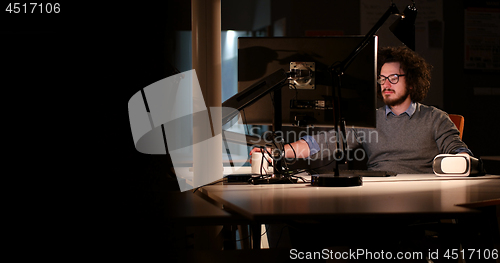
[449,114,464,139]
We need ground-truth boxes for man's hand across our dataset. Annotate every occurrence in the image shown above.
[249,139,311,162]
[249,147,272,164]
[249,147,271,155]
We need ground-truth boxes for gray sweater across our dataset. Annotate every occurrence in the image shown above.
[310,103,469,174]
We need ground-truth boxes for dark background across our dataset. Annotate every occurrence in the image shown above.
[3,0,498,254]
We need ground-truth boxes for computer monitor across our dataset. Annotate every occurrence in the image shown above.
[237,36,378,129]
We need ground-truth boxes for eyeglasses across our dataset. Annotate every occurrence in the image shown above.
[377,74,405,85]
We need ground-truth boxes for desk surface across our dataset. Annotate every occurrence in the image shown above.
[199,174,500,222]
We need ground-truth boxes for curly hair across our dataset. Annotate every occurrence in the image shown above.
[377,46,433,103]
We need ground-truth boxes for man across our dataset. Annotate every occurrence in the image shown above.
[251,46,471,174]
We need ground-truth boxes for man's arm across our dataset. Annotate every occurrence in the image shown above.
[434,111,473,155]
[249,139,311,160]
[249,128,362,161]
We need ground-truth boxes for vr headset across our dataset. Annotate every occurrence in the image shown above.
[433,154,486,177]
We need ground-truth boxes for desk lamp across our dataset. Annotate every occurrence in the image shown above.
[390,1,418,51]
[222,68,303,184]
[312,1,418,187]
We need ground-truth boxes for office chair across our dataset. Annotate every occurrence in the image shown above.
[449,114,464,139]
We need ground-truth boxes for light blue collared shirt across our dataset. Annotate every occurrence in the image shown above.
[385,101,416,117]
[301,135,320,157]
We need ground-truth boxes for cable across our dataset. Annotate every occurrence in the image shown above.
[273,140,286,171]
[242,109,250,135]
[247,146,275,182]
[262,145,279,176]
[289,83,298,105]
[275,224,289,248]
[234,225,269,242]
[285,142,297,166]
[262,146,274,166]
[273,137,290,175]
[259,150,272,176]
[255,136,308,182]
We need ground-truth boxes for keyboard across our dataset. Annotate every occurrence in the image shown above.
[340,170,397,177]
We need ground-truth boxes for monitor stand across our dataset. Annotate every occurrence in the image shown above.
[310,119,363,187]
[311,173,362,187]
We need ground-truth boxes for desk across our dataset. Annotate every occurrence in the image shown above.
[198,174,500,251]
[199,174,500,222]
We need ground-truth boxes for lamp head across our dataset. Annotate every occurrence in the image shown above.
[390,1,418,50]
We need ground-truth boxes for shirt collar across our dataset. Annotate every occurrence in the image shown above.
[385,101,416,117]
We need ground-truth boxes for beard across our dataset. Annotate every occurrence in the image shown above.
[382,87,410,107]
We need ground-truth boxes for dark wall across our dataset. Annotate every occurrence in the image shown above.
[106,3,187,249]
[270,0,360,36]
[443,0,499,157]
[3,1,189,251]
